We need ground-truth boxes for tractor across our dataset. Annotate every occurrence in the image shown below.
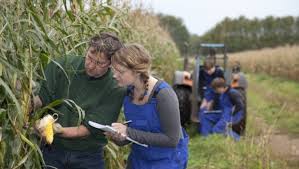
[173,43,247,135]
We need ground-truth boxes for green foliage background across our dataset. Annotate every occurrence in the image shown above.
[158,15,299,54]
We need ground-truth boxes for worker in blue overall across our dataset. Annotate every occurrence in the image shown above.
[231,61,247,135]
[197,49,224,134]
[105,43,189,169]
[200,77,245,140]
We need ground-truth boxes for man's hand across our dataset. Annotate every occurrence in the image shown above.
[35,120,64,135]
[34,119,44,137]
[34,114,60,144]
[53,123,64,134]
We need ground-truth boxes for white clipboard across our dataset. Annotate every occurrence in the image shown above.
[204,110,222,114]
[88,121,117,133]
[88,121,148,148]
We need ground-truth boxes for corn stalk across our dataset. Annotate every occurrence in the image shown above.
[0,0,182,168]
[0,0,128,168]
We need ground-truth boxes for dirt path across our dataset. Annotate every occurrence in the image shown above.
[254,116,299,164]
[269,134,299,160]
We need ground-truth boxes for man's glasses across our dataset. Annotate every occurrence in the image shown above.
[86,55,110,68]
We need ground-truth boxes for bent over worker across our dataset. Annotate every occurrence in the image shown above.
[200,77,245,140]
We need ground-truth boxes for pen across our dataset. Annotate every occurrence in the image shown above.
[123,120,132,125]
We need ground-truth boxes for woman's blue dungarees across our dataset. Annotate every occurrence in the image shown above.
[124,81,189,169]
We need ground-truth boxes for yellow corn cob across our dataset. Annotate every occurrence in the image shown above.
[44,120,54,144]
[39,115,55,144]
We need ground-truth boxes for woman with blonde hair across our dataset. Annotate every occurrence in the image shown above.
[105,44,188,169]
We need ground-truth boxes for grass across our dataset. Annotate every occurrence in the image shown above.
[252,73,299,97]
[186,123,287,169]
[247,73,299,135]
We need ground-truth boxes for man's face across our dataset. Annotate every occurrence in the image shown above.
[84,47,110,78]
[215,87,226,94]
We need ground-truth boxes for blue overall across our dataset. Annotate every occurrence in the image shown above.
[199,66,224,101]
[124,81,189,169]
[199,88,244,140]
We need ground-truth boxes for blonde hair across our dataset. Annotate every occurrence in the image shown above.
[112,43,151,99]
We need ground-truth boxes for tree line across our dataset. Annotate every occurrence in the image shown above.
[158,14,299,54]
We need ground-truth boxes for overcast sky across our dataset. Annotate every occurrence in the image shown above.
[137,0,299,35]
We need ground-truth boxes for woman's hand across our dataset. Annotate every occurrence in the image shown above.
[104,131,126,141]
[112,123,127,136]
[104,123,128,141]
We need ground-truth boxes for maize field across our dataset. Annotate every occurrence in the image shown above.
[229,45,299,82]
[0,0,180,168]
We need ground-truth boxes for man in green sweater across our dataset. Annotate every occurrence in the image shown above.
[33,32,125,169]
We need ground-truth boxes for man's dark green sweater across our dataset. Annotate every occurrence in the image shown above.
[39,55,125,152]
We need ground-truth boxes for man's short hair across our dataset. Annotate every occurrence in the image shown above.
[211,77,226,89]
[89,32,123,60]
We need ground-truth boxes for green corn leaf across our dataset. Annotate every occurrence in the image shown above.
[63,99,85,125]
[0,77,23,123]
[12,149,32,169]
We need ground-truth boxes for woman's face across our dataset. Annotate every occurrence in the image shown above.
[111,63,137,87]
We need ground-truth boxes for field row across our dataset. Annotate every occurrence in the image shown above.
[229,45,299,82]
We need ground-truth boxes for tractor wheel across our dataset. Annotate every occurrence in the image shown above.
[173,86,192,127]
